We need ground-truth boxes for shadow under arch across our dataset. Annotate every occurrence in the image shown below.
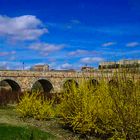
[0,79,21,92]
[108,79,119,88]
[88,79,99,87]
[63,79,78,91]
[31,79,53,93]
[126,80,134,86]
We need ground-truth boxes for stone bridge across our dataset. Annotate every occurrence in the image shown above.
[0,70,139,93]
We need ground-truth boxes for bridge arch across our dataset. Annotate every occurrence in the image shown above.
[63,79,78,91]
[108,79,119,87]
[88,79,99,87]
[31,79,53,93]
[0,79,21,92]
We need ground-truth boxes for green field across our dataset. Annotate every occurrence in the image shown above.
[0,123,55,140]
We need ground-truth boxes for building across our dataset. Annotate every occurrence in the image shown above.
[99,60,140,69]
[99,62,118,69]
[30,64,49,71]
[118,60,140,68]
[50,69,76,72]
[81,66,94,72]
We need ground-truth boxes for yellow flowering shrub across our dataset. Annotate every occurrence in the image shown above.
[16,92,55,120]
[57,76,140,139]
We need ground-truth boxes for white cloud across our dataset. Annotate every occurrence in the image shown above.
[9,56,16,61]
[126,42,140,47]
[11,51,16,54]
[70,19,81,24]
[68,49,99,56]
[61,63,73,69]
[24,66,31,70]
[0,52,9,56]
[0,51,16,57]
[0,61,22,70]
[102,42,116,47]
[0,61,8,70]
[69,49,89,56]
[0,15,48,41]
[80,57,104,64]
[29,43,64,56]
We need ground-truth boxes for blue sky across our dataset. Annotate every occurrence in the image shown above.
[0,0,140,70]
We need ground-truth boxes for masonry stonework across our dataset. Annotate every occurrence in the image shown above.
[0,70,139,93]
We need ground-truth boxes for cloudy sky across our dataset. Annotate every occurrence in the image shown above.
[0,0,140,70]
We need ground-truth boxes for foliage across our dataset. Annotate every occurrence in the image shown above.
[16,92,55,120]
[15,69,140,139]
[57,74,140,139]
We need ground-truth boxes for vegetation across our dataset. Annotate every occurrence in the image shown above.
[0,123,55,140]
[57,73,140,139]
[0,105,80,140]
[16,92,55,120]
[0,70,140,139]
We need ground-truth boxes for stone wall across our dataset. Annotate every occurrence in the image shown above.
[0,70,139,93]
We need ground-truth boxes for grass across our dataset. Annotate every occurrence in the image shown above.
[0,105,87,140]
[0,106,56,140]
[0,123,55,140]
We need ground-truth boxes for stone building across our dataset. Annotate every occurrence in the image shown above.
[99,60,140,69]
[118,60,140,68]
[99,62,117,69]
[30,64,49,71]
[81,66,94,72]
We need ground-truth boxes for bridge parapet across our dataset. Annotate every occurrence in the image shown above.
[0,70,114,78]
[0,70,139,93]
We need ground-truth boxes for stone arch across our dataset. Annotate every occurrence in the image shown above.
[0,79,21,92]
[31,79,53,93]
[108,79,119,87]
[63,79,78,90]
[88,79,99,87]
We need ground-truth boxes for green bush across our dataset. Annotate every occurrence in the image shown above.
[57,76,140,139]
[16,92,55,120]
